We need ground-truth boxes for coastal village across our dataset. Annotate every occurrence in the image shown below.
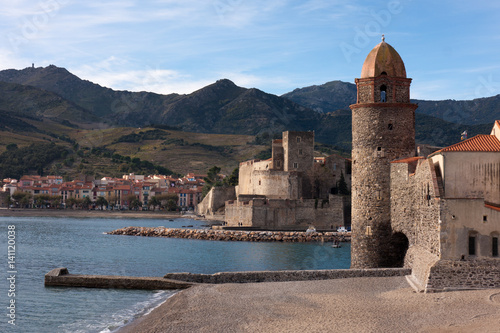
[0,172,206,210]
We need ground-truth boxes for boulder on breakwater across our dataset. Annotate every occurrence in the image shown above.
[107,226,351,243]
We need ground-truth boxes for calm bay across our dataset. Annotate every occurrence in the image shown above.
[0,216,350,332]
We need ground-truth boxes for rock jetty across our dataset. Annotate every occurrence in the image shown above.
[107,227,351,243]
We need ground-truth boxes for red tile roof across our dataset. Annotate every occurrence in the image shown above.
[390,156,424,164]
[485,203,500,212]
[433,135,500,154]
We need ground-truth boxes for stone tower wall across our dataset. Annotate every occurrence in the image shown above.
[350,101,417,268]
[356,77,411,104]
[272,140,284,171]
[283,131,314,198]
[390,160,441,256]
[283,131,314,173]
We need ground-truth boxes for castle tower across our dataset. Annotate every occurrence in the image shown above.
[283,131,314,198]
[349,36,417,268]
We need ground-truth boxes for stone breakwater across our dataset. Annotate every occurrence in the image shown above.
[107,226,351,243]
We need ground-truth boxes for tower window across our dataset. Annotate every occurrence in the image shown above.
[296,137,301,143]
[375,147,384,158]
[380,85,387,102]
[388,123,393,130]
[299,149,303,155]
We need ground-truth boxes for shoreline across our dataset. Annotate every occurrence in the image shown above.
[117,276,500,333]
[0,208,191,219]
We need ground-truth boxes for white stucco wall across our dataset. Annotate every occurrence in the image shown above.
[432,152,500,204]
[440,198,500,260]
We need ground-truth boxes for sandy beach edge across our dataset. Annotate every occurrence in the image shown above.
[115,276,500,333]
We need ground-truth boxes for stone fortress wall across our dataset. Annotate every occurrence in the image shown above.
[225,194,347,230]
[225,130,351,230]
[196,186,236,218]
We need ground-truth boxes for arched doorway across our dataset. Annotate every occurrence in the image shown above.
[390,232,409,267]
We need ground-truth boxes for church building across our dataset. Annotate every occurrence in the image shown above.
[350,36,500,292]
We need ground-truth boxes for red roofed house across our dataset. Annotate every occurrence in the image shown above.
[390,121,500,292]
[168,187,202,210]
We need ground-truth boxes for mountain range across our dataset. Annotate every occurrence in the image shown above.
[0,65,497,150]
[283,80,500,125]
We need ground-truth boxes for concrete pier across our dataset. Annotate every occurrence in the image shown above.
[45,267,411,290]
[164,268,411,284]
[44,268,194,290]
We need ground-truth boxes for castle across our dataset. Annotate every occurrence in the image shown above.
[350,37,500,292]
[224,131,351,230]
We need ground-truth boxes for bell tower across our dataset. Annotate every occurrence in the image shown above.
[349,36,417,268]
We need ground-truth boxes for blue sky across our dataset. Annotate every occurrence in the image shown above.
[1,0,499,100]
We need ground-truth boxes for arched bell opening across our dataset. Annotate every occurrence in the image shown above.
[380,84,387,102]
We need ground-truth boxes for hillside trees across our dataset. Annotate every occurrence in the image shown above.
[202,166,222,198]
[0,142,67,179]
[202,166,239,198]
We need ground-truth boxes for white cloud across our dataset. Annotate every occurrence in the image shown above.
[72,59,213,94]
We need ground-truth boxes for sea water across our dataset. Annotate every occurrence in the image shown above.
[0,216,350,333]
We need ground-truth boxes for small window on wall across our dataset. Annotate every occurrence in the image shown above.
[293,162,298,169]
[375,147,384,158]
[299,149,303,155]
[468,234,477,256]
[296,137,301,143]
